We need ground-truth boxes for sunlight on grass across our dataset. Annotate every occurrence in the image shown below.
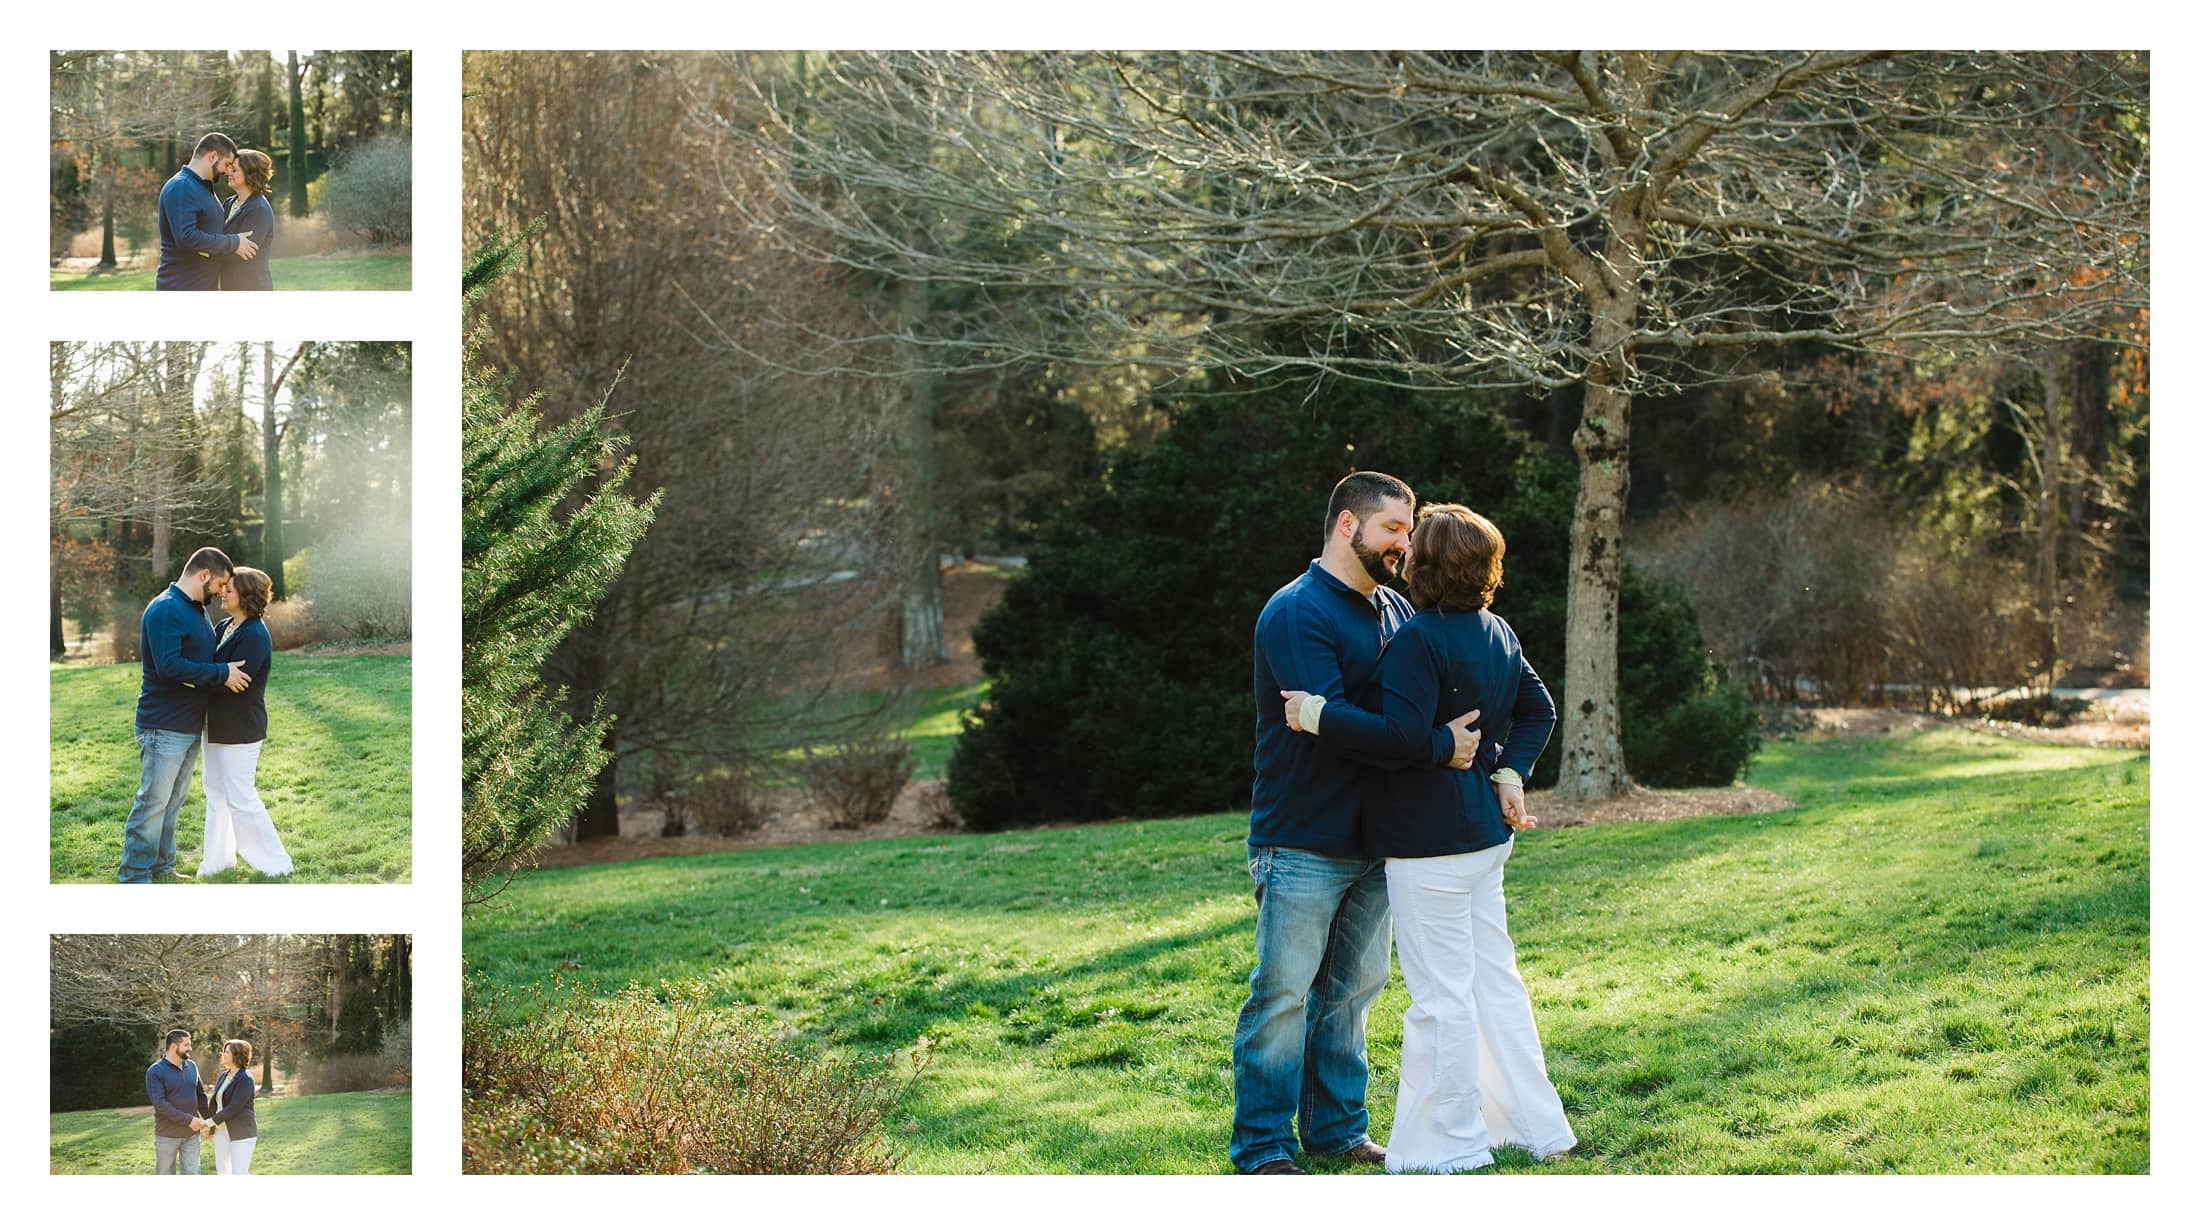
[51,1089,411,1174]
[49,251,411,292]
[51,657,412,883]
[468,732,2146,1174]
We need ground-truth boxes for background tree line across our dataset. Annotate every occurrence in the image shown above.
[51,341,413,662]
[51,934,411,1112]
[462,51,2145,843]
[51,50,413,268]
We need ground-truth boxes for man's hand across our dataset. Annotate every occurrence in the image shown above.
[1497,780,1536,830]
[234,233,259,261]
[1444,709,1482,770]
[1280,690,1309,732]
[223,662,251,693]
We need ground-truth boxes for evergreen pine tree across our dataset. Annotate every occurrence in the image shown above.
[462,229,657,902]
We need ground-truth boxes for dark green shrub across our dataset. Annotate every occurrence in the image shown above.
[1626,680,1762,787]
[947,380,1755,830]
[50,1020,154,1112]
[463,976,923,1174]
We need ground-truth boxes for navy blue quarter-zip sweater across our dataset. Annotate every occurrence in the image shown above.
[1250,560,1457,856]
[136,584,229,733]
[155,165,241,290]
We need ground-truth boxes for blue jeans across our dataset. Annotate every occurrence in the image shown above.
[155,1131,201,1174]
[119,725,202,883]
[1230,845,1392,1170]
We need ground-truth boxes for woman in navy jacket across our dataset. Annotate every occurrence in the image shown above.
[217,150,276,291]
[1281,504,1575,1173]
[197,567,294,877]
[203,1039,260,1174]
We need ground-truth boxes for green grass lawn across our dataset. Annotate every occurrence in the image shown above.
[51,1089,411,1174]
[52,656,411,883]
[465,730,2149,1173]
[50,251,410,291]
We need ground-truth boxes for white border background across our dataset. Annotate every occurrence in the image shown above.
[2,9,2185,1220]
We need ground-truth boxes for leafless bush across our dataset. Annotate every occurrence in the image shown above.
[463,977,924,1174]
[1634,482,1892,701]
[914,779,960,831]
[378,1019,413,1089]
[793,733,914,829]
[294,1051,402,1096]
[268,214,358,259]
[659,770,772,838]
[324,134,412,245]
[297,527,411,640]
[1882,543,2048,713]
[259,598,349,651]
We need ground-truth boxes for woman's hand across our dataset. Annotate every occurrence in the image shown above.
[1496,780,1536,830]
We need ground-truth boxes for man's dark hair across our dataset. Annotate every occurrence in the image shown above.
[1324,470,1415,536]
[183,546,234,578]
[193,132,238,159]
[164,1028,191,1051]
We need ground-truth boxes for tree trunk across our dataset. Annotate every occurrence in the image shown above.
[898,278,948,670]
[572,745,622,841]
[50,537,67,659]
[98,154,117,270]
[288,52,310,219]
[150,347,177,580]
[1554,374,1633,800]
[2038,352,2064,685]
[263,343,285,600]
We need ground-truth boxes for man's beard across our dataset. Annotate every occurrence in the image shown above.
[1351,524,1403,583]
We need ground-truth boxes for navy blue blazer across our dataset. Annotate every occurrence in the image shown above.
[1315,607,1557,858]
[202,1068,258,1141]
[155,166,241,291]
[218,194,274,291]
[207,616,272,744]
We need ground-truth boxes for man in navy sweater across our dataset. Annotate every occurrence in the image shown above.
[119,548,252,882]
[1231,472,1481,1174]
[147,1028,207,1174]
[155,133,260,291]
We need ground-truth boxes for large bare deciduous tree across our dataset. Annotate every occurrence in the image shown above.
[734,50,2148,798]
[465,52,903,840]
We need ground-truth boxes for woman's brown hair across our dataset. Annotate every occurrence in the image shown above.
[232,566,272,619]
[1404,503,1505,613]
[222,1038,253,1069]
[235,149,274,196]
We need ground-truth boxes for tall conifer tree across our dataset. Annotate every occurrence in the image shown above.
[461,229,657,902]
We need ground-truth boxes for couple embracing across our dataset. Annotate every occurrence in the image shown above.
[119,547,292,883]
[1233,471,1573,1175]
[155,132,276,291]
[147,1029,262,1175]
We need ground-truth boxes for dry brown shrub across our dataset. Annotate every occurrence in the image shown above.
[463,977,923,1174]
[260,598,344,650]
[793,733,914,829]
[1881,544,2048,713]
[1634,482,1891,702]
[659,771,771,837]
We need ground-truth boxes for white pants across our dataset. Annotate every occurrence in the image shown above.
[212,1128,255,1175]
[197,739,293,877]
[1384,840,1575,1173]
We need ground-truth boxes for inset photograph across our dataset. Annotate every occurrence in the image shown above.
[51,341,412,884]
[50,934,412,1175]
[50,51,411,291]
